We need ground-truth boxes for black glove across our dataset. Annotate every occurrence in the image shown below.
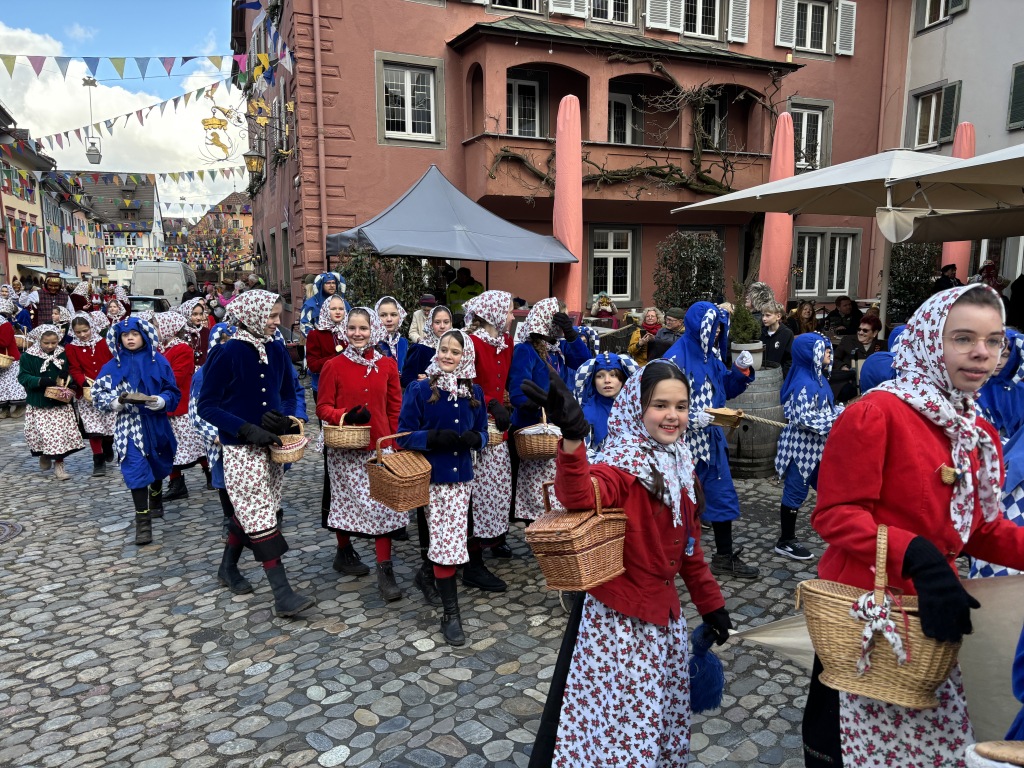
[261,410,293,435]
[345,405,372,425]
[237,422,283,447]
[38,375,59,388]
[701,607,733,646]
[551,312,579,342]
[520,375,591,441]
[461,431,483,450]
[903,536,980,643]
[426,429,462,451]
[487,400,511,432]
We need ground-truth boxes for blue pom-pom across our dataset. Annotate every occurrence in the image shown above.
[689,623,725,714]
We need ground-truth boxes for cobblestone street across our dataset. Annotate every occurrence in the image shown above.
[0,408,817,768]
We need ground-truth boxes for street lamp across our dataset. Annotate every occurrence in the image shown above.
[243,148,265,176]
[83,77,101,165]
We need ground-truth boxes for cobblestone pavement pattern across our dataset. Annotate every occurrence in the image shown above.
[0,400,817,768]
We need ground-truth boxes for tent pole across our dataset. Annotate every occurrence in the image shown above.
[486,262,489,290]
[549,264,554,297]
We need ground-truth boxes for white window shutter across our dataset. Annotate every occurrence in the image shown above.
[646,0,683,33]
[549,0,587,17]
[775,0,797,47]
[727,0,749,43]
[835,0,857,56]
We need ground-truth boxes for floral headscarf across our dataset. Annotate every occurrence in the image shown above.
[71,281,91,297]
[426,329,477,401]
[418,305,453,350]
[464,290,512,352]
[342,307,386,376]
[153,311,189,353]
[0,297,16,319]
[51,305,72,328]
[226,289,280,365]
[68,311,105,348]
[0,284,14,300]
[316,294,348,352]
[176,297,207,335]
[106,299,128,323]
[876,284,1003,542]
[595,360,696,528]
[514,297,560,346]
[375,296,408,358]
[90,310,111,334]
[25,324,66,372]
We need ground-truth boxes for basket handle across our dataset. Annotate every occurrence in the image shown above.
[289,416,304,437]
[540,477,604,515]
[541,408,547,425]
[376,432,411,461]
[873,524,888,604]
[339,411,347,428]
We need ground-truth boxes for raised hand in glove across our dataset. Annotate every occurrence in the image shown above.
[144,396,166,411]
[237,422,283,447]
[701,607,733,646]
[427,429,462,451]
[903,536,980,643]
[692,410,715,429]
[261,409,294,435]
[734,350,754,370]
[521,374,591,441]
[38,375,59,388]
[344,405,372,425]
[487,400,511,432]
[461,431,483,450]
[551,312,579,342]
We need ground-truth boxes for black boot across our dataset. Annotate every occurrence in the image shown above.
[102,439,115,463]
[203,465,214,491]
[489,533,513,559]
[92,453,106,477]
[135,512,152,546]
[333,543,370,576]
[149,481,164,519]
[217,544,253,594]
[264,563,316,617]
[436,576,466,646]
[164,475,188,501]
[462,547,507,592]
[376,560,402,602]
[414,562,442,606]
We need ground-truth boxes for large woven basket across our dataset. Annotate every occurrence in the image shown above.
[0,353,14,370]
[487,418,503,447]
[366,432,431,512]
[514,409,559,461]
[269,418,308,464]
[525,479,627,592]
[44,385,74,403]
[796,525,960,709]
[323,412,371,450]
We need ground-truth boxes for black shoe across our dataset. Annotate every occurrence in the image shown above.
[135,512,153,546]
[710,547,759,580]
[164,476,188,501]
[414,562,442,606]
[217,545,254,594]
[774,539,814,561]
[376,560,402,602]
[149,482,164,519]
[333,543,370,576]
[489,542,513,559]
[462,558,507,593]
[92,454,106,477]
[265,563,315,618]
[204,466,214,491]
[436,576,466,646]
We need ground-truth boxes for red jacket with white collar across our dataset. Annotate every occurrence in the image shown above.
[316,351,401,450]
[65,340,112,387]
[469,332,513,406]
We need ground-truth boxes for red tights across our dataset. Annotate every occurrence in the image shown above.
[335,534,392,563]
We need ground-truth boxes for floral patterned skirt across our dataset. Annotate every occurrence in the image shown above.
[25,404,84,459]
[553,594,691,768]
[470,442,511,539]
[78,397,115,437]
[515,457,557,521]
[325,447,408,536]
[426,482,471,565]
[222,444,283,535]
[170,413,206,467]
[0,361,26,404]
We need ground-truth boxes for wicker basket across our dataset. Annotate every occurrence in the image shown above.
[14,335,27,351]
[0,353,14,369]
[796,525,960,709]
[487,418,503,447]
[525,479,627,592]
[269,418,308,464]
[366,432,431,512]
[514,409,560,461]
[322,412,371,450]
[45,386,74,403]
[82,378,94,403]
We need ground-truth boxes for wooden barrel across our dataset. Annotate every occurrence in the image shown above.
[724,363,784,479]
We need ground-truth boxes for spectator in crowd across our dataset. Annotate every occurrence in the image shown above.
[830,313,885,402]
[822,295,862,336]
[760,301,793,375]
[647,307,685,360]
[181,283,203,303]
[933,263,963,294]
[627,307,663,366]
[589,292,619,328]
[969,259,1010,295]
[746,281,776,326]
[446,268,484,325]
[407,294,436,344]
[787,301,817,336]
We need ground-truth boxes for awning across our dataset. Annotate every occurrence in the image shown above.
[876,205,1024,243]
[22,266,82,283]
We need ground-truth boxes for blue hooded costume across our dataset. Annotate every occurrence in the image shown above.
[664,302,754,523]
[977,329,1024,443]
[858,324,906,393]
[299,272,348,335]
[92,317,180,489]
[968,413,1024,579]
[571,352,639,451]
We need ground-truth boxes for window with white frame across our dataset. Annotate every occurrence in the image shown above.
[793,229,860,298]
[125,233,138,247]
[591,229,635,302]
[827,234,852,294]
[908,81,960,148]
[608,93,641,145]
[507,78,540,138]
[794,233,821,296]
[684,0,718,38]
[698,98,726,151]
[103,232,115,246]
[792,108,823,169]
[924,0,947,26]
[593,0,631,23]
[493,0,537,9]
[915,90,941,147]
[383,65,436,140]
[795,1,829,52]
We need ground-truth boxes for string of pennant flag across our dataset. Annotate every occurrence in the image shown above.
[0,52,283,80]
[0,165,249,187]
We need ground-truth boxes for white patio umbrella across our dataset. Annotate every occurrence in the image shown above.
[877,205,1024,244]
[889,141,1024,189]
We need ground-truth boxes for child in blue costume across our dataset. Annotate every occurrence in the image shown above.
[977,328,1024,444]
[508,297,593,520]
[774,334,843,561]
[376,296,409,372]
[665,301,758,579]
[92,317,180,547]
[299,271,348,335]
[572,352,639,453]
[858,324,906,392]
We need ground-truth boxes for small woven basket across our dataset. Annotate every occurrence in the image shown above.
[0,353,14,370]
[525,479,627,592]
[45,386,74,403]
[82,377,94,404]
[14,335,27,351]
[796,524,960,709]
[487,418,503,447]
[366,432,431,512]
[269,418,308,464]
[514,409,559,461]
[323,412,371,450]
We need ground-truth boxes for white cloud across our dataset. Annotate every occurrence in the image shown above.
[64,23,97,42]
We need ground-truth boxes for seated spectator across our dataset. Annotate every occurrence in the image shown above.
[646,307,684,360]
[760,301,793,375]
[858,324,906,393]
[589,292,619,328]
[787,300,818,336]
[932,263,963,294]
[407,293,435,344]
[829,314,885,402]
[627,307,663,366]
[822,295,862,336]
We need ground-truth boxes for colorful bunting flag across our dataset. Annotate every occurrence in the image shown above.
[27,55,46,76]
[83,57,100,77]
[109,57,126,78]
[54,56,72,79]
[0,55,15,77]
[134,57,150,78]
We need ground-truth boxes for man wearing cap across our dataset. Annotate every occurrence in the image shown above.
[647,306,685,359]
[932,263,963,294]
[407,293,436,344]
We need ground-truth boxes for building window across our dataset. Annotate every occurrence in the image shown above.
[683,0,718,38]
[125,234,138,247]
[608,93,642,145]
[591,228,637,303]
[910,81,960,148]
[1008,62,1024,131]
[697,98,726,151]
[383,65,436,140]
[793,228,861,299]
[924,0,947,25]
[790,101,836,169]
[915,90,940,147]
[794,234,820,296]
[103,232,115,246]
[593,0,631,23]
[493,0,538,9]
[507,78,541,137]
[795,1,828,52]
[827,234,852,293]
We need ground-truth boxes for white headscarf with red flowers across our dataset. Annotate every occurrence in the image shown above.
[317,293,348,350]
[877,283,1003,541]
[227,289,280,365]
[426,329,477,401]
[69,311,105,348]
[464,290,512,353]
[342,307,385,376]
[375,296,408,358]
[153,311,189,353]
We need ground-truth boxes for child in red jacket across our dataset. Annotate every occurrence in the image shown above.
[67,312,115,475]
[523,360,732,767]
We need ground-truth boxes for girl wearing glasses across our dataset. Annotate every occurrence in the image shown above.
[803,284,1024,767]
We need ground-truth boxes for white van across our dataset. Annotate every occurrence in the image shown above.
[131,260,197,306]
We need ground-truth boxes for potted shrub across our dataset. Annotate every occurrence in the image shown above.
[729,281,764,370]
